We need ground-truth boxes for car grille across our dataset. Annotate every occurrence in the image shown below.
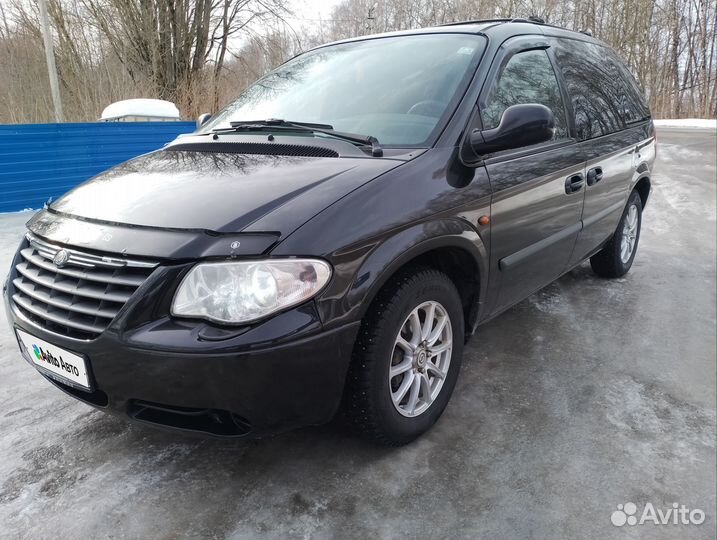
[10,233,158,339]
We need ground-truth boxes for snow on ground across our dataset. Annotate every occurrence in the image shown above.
[654,118,717,129]
[0,123,714,540]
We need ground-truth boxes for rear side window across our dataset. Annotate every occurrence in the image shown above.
[481,49,569,140]
[553,39,625,139]
[607,51,651,124]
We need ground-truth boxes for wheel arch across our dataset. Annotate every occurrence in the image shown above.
[633,169,651,208]
[346,219,489,335]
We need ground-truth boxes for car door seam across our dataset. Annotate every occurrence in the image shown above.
[582,200,625,229]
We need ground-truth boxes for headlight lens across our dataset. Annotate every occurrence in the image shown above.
[171,259,332,324]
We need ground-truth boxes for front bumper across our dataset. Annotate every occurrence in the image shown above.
[4,273,359,437]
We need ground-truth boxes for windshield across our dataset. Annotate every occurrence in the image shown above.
[201,33,486,146]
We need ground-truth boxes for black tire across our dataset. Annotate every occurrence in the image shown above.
[590,191,643,278]
[343,267,464,446]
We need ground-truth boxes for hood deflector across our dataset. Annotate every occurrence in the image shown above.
[167,142,339,158]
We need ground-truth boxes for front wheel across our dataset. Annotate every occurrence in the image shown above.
[590,191,643,278]
[343,268,464,446]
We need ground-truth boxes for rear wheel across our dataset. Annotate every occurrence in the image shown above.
[590,191,643,278]
[344,268,464,446]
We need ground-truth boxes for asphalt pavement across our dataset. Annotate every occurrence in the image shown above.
[0,127,715,539]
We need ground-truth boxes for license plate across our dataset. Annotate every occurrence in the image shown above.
[15,329,91,389]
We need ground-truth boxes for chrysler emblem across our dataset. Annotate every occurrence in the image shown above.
[53,249,70,268]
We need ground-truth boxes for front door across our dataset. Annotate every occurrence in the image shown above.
[479,39,585,315]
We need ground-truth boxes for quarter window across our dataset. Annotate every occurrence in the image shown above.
[606,50,651,125]
[481,49,568,140]
[553,39,627,139]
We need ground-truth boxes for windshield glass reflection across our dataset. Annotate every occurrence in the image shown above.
[202,34,485,146]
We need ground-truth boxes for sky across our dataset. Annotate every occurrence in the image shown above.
[223,0,345,55]
[285,0,346,33]
[289,0,345,22]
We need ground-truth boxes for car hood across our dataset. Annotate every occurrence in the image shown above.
[49,146,403,235]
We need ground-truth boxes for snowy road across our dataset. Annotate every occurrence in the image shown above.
[0,127,715,539]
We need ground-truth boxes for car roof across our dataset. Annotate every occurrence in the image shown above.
[314,19,604,51]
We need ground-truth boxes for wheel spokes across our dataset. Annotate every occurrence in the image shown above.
[396,335,414,354]
[429,341,451,355]
[419,372,433,406]
[405,374,421,413]
[421,302,436,341]
[393,371,415,405]
[426,361,446,380]
[390,358,413,378]
[620,204,640,263]
[408,311,422,346]
[389,300,453,417]
[426,313,448,346]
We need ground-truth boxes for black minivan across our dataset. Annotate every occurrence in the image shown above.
[4,19,655,445]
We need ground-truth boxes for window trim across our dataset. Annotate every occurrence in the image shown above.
[482,138,576,167]
[545,41,577,139]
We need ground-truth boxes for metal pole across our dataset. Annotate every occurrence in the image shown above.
[37,0,64,122]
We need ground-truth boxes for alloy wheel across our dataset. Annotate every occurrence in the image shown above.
[389,301,453,417]
[620,204,639,263]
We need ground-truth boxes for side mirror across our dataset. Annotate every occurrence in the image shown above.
[196,113,212,129]
[470,104,555,156]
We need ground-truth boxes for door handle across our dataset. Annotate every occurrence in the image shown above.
[587,167,603,186]
[565,173,585,194]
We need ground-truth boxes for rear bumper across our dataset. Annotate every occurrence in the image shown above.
[4,279,359,437]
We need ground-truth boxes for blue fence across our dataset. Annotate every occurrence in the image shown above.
[0,121,195,213]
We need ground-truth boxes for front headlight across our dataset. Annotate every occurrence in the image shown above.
[171,259,332,324]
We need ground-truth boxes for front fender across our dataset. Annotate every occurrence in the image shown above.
[312,218,489,332]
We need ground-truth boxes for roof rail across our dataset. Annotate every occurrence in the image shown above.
[440,17,548,27]
[441,16,576,33]
[438,18,513,27]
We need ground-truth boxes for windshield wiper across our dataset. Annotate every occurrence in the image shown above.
[213,118,383,157]
[231,119,336,130]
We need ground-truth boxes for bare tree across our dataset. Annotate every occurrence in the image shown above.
[322,0,717,119]
[79,0,291,107]
[0,0,714,122]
